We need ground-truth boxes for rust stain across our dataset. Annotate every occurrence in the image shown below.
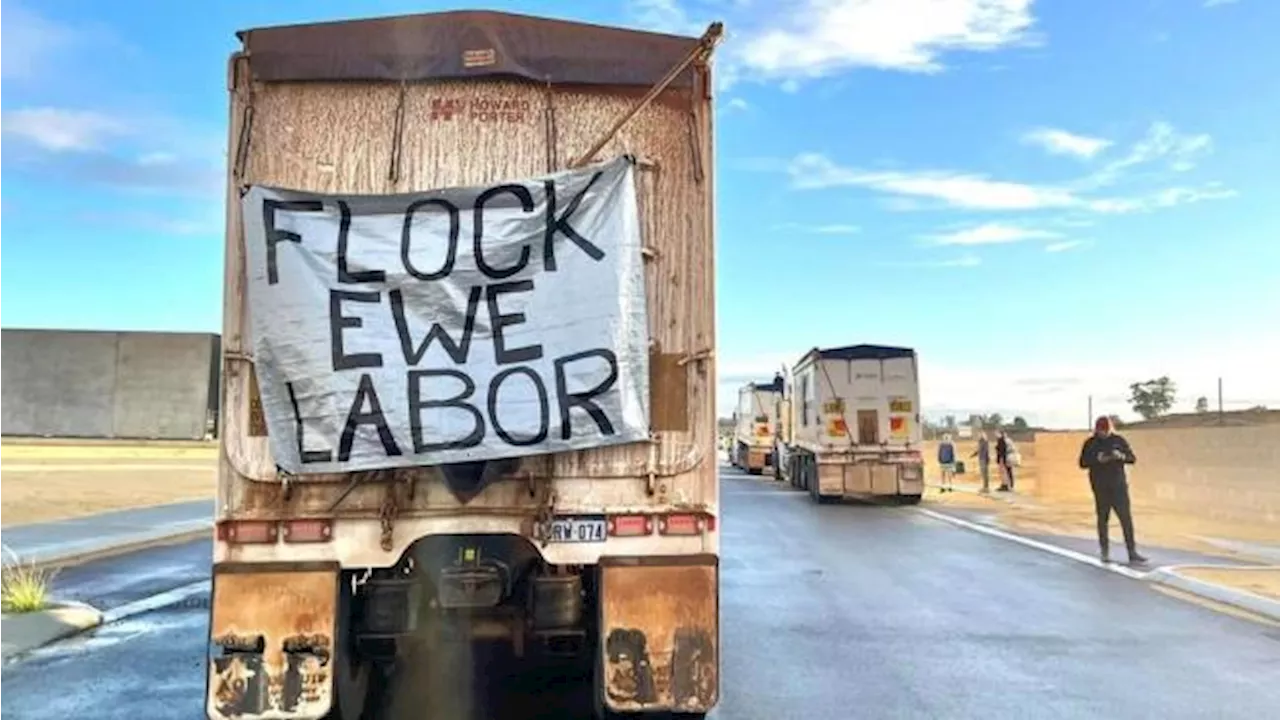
[599,563,718,713]
[208,569,337,719]
[650,350,689,432]
[247,365,268,437]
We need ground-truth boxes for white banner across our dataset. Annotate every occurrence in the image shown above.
[241,156,650,474]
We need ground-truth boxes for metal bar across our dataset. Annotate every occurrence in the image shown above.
[569,21,724,168]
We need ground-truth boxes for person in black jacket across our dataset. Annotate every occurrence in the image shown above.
[1079,416,1148,565]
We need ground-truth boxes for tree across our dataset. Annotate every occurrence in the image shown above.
[987,413,1004,430]
[1012,416,1029,431]
[1109,414,1124,429]
[944,415,957,430]
[1128,377,1176,420]
[1195,396,1209,413]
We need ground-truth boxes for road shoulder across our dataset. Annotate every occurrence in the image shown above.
[918,489,1280,624]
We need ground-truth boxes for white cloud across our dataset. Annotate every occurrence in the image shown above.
[723,97,750,113]
[1043,239,1089,253]
[811,224,861,234]
[1204,0,1239,7]
[2,108,127,151]
[627,0,706,35]
[1022,128,1111,159]
[735,0,1036,80]
[929,222,1058,246]
[0,4,76,79]
[776,222,862,235]
[137,151,179,166]
[788,153,1080,210]
[784,121,1231,215]
[1087,183,1237,214]
[878,255,983,268]
[1083,121,1213,188]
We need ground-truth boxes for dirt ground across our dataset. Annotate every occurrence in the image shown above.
[0,440,217,527]
[922,439,1280,561]
[1177,567,1280,603]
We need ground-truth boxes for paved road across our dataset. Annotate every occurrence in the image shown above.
[3,468,1279,719]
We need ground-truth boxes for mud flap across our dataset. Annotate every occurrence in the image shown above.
[206,563,340,720]
[598,556,719,714]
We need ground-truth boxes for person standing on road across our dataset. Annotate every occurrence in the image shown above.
[994,431,1016,491]
[1079,416,1148,565]
[937,433,957,493]
[971,432,992,493]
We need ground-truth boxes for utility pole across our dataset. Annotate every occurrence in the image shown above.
[1218,377,1224,423]
[1087,395,1093,429]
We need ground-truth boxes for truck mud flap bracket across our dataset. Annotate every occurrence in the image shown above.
[206,562,340,720]
[598,555,719,714]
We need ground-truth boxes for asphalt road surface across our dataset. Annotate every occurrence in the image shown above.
[3,467,1279,719]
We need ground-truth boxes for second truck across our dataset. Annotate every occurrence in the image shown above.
[775,344,925,504]
[731,377,782,475]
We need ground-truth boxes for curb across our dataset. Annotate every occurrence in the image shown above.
[9,522,213,573]
[919,508,1280,621]
[1147,566,1280,623]
[916,508,1147,579]
[1,601,104,663]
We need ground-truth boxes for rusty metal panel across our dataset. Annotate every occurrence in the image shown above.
[246,364,268,438]
[650,351,688,432]
[206,566,339,720]
[238,11,703,89]
[599,559,718,713]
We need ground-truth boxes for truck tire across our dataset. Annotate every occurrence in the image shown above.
[897,494,923,506]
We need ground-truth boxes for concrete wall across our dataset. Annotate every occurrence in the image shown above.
[1031,427,1280,530]
[1,329,219,440]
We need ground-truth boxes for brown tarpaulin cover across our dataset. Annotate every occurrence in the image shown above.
[237,10,704,87]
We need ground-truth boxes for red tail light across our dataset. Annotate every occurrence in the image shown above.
[217,520,277,544]
[658,513,715,536]
[608,514,653,537]
[283,519,333,543]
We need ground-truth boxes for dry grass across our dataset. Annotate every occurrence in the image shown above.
[1,546,57,613]
[0,441,216,527]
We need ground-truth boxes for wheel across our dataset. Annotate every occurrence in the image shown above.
[897,494,923,506]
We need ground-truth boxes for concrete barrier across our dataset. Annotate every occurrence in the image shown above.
[1,329,219,441]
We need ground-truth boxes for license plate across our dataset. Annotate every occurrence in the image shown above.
[545,515,607,543]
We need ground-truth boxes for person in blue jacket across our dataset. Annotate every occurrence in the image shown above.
[937,433,957,493]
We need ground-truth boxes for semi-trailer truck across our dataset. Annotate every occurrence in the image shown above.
[731,377,782,474]
[777,345,924,504]
[206,10,723,719]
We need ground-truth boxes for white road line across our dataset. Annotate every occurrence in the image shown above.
[916,508,1150,580]
[100,580,211,625]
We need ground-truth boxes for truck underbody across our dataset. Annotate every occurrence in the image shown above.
[780,446,924,505]
[731,441,773,475]
[209,523,718,719]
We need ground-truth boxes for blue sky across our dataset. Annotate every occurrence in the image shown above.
[3,0,1278,427]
